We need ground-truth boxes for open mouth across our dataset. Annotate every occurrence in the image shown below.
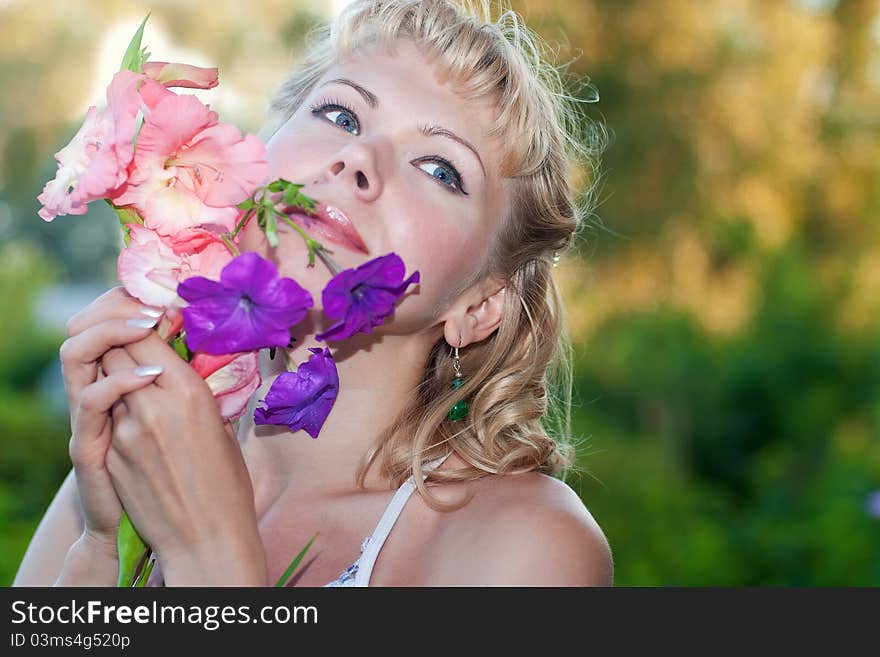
[284,203,370,255]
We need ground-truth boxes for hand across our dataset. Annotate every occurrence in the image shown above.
[101,333,267,585]
[60,286,166,550]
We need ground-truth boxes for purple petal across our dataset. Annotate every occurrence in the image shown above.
[219,251,278,298]
[177,275,228,302]
[315,253,420,343]
[320,269,356,321]
[253,347,339,438]
[179,252,314,354]
[185,301,289,353]
[360,253,405,287]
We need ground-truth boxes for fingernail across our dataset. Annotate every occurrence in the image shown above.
[140,305,165,318]
[134,365,163,377]
[127,317,159,329]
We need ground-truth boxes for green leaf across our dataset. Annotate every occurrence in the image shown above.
[283,183,299,206]
[138,46,152,72]
[117,511,150,587]
[111,203,143,226]
[286,187,318,214]
[274,533,317,588]
[171,333,192,362]
[106,201,143,247]
[120,14,151,73]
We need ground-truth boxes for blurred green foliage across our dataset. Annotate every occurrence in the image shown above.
[568,240,880,584]
[0,243,69,585]
[1,0,879,585]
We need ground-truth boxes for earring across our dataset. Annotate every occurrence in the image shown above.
[447,337,468,421]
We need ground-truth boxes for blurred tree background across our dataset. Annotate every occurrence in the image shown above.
[1,0,878,585]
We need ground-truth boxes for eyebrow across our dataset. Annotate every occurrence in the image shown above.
[318,77,486,179]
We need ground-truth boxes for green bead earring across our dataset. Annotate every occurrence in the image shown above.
[447,339,468,421]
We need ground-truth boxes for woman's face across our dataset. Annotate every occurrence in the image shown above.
[241,39,510,336]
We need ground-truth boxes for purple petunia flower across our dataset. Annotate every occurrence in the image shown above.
[315,253,420,342]
[253,346,339,439]
[866,490,880,519]
[178,251,313,354]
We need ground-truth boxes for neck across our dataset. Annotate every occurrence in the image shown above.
[236,308,442,503]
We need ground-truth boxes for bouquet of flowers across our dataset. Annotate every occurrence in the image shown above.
[37,16,420,587]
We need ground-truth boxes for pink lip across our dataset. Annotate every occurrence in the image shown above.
[285,202,370,255]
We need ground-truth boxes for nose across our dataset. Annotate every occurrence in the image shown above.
[318,141,382,202]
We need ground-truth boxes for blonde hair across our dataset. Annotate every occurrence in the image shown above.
[266,0,606,510]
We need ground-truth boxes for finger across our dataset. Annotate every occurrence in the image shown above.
[66,286,165,338]
[71,366,163,466]
[111,399,128,426]
[102,345,139,375]
[122,331,203,390]
[60,317,162,409]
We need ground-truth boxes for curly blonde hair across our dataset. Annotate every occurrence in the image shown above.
[265,0,606,510]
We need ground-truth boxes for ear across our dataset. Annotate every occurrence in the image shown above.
[443,284,507,348]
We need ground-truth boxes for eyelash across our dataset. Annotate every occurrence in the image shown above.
[307,96,468,195]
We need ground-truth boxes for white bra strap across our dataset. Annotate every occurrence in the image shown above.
[353,452,452,586]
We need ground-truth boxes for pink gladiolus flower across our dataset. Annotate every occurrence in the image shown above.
[111,94,268,236]
[118,224,231,308]
[143,61,219,89]
[192,351,261,420]
[190,352,238,378]
[167,226,231,255]
[37,70,142,221]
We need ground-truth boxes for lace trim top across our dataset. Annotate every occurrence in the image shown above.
[144,453,452,588]
[323,452,453,587]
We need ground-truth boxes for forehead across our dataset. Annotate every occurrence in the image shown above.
[319,40,502,160]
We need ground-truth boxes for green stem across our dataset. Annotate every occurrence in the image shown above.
[230,208,255,239]
[220,234,240,256]
[133,552,156,587]
[315,248,342,276]
[278,215,341,274]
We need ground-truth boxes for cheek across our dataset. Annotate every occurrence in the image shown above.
[393,213,487,305]
[265,120,336,180]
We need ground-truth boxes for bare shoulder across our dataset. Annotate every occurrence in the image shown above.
[448,471,614,587]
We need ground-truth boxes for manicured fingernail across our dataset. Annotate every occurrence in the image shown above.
[140,305,164,318]
[127,317,159,329]
[134,365,163,377]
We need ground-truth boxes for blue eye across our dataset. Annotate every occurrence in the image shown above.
[415,159,466,194]
[309,99,360,134]
[308,96,468,195]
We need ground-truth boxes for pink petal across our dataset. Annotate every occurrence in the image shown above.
[142,186,240,235]
[36,73,141,222]
[191,351,239,379]
[107,91,266,235]
[183,240,232,280]
[37,171,88,221]
[117,225,183,307]
[134,94,219,169]
[143,61,219,89]
[137,77,175,117]
[183,128,268,206]
[168,227,227,254]
[203,352,262,420]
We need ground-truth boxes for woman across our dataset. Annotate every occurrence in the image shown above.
[15,0,612,587]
